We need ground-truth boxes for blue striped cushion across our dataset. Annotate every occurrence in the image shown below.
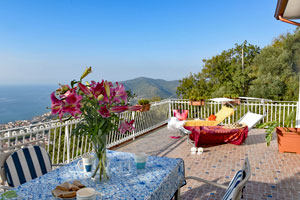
[4,146,52,187]
[222,170,245,200]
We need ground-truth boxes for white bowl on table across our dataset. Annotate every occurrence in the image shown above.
[76,188,96,200]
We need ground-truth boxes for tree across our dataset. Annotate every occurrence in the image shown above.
[249,29,300,100]
[176,72,211,99]
[177,29,300,101]
[177,41,260,99]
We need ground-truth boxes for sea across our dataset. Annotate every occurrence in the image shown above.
[0,85,58,124]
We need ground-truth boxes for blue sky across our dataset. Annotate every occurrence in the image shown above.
[0,0,296,85]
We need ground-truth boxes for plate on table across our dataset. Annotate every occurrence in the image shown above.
[54,197,76,200]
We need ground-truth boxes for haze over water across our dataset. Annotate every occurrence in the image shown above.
[0,85,57,124]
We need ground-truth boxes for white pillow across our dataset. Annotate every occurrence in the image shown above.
[167,117,185,130]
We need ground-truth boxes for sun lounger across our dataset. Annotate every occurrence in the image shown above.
[184,106,235,126]
[183,111,265,146]
[237,112,264,130]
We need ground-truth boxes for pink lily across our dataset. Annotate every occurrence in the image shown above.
[65,90,82,106]
[62,106,82,118]
[110,105,129,113]
[128,105,142,111]
[90,80,105,98]
[62,89,82,118]
[118,120,135,134]
[94,80,111,104]
[113,82,128,104]
[78,83,93,98]
[62,87,77,98]
[56,84,70,95]
[98,105,110,118]
[50,92,65,119]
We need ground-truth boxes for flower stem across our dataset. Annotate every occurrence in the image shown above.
[92,161,100,178]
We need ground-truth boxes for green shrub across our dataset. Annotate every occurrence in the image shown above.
[138,99,150,105]
[231,94,239,99]
[189,96,206,101]
[223,94,239,98]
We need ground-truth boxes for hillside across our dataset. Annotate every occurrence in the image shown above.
[121,77,179,99]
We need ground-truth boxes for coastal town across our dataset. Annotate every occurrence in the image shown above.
[0,112,54,131]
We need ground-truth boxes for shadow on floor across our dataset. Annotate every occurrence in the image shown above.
[157,136,188,157]
[244,130,276,146]
[179,171,300,200]
[114,127,189,156]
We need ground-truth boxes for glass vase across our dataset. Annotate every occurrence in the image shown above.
[91,134,108,181]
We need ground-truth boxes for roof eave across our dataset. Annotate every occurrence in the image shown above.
[274,0,289,19]
[274,0,300,26]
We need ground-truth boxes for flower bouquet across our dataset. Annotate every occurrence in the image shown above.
[50,67,141,181]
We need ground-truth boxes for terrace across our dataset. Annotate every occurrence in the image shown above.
[1,99,300,199]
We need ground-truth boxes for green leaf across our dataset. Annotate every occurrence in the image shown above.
[1,191,18,199]
[70,80,78,88]
[266,133,273,146]
[98,120,106,129]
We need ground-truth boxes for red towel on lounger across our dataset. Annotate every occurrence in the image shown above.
[184,125,248,147]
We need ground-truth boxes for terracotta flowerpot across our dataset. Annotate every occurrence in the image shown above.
[234,98,240,105]
[189,100,205,106]
[276,127,300,154]
[138,104,151,112]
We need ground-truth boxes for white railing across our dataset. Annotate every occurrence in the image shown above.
[169,99,298,126]
[0,99,297,164]
[0,100,170,164]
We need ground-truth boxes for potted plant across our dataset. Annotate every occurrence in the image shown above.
[138,99,151,112]
[231,94,240,105]
[223,94,231,98]
[189,96,205,106]
[223,94,240,105]
[258,110,300,154]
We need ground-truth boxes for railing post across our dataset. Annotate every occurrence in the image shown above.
[296,101,300,128]
[7,130,11,148]
[132,112,136,140]
[65,123,70,163]
[296,77,300,128]
[168,99,172,118]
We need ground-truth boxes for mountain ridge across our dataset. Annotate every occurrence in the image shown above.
[121,77,179,99]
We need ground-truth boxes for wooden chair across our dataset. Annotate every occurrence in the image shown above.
[185,158,251,200]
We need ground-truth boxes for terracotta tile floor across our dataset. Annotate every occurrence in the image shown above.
[114,126,300,200]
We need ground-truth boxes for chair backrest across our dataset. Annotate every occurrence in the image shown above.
[238,112,264,130]
[3,145,52,187]
[215,106,235,123]
[222,157,251,200]
[0,139,45,185]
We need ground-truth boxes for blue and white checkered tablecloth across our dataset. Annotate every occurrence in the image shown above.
[12,150,185,200]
